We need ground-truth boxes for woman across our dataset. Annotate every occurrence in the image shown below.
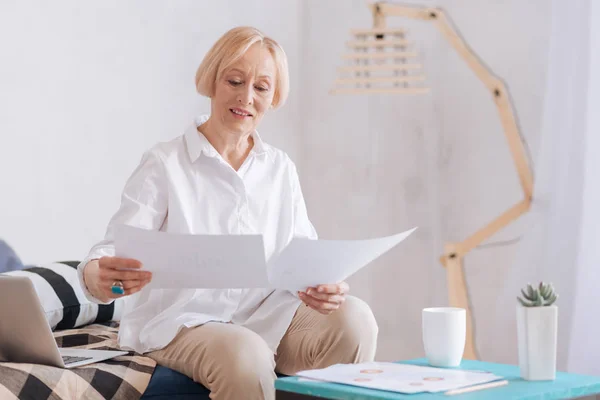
[78,26,378,400]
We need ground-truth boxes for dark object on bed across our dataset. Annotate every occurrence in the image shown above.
[0,239,24,273]
[141,366,211,400]
[142,366,288,399]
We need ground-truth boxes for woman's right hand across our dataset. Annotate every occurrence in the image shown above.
[83,256,153,302]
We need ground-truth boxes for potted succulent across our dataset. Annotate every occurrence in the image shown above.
[516,282,558,380]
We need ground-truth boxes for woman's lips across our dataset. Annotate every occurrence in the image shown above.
[230,108,253,118]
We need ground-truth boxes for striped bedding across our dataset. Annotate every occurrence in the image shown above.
[1,261,125,330]
[0,322,156,400]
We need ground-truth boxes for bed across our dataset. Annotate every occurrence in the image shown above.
[0,259,211,400]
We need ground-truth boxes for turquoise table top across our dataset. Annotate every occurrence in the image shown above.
[275,359,600,399]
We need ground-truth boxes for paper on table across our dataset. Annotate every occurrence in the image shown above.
[114,225,269,289]
[267,227,417,293]
[296,362,504,394]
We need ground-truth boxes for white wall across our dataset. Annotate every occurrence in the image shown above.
[0,0,303,264]
[298,0,551,363]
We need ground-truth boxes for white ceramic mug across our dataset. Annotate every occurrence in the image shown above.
[422,307,466,367]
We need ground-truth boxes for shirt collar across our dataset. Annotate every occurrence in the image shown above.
[184,115,271,163]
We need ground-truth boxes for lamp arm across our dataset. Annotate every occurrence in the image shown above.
[431,9,534,200]
[371,1,534,265]
[441,199,531,265]
[370,2,535,360]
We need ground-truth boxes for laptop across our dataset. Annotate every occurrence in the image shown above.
[0,275,128,368]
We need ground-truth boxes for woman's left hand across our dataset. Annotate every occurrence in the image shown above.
[298,281,349,315]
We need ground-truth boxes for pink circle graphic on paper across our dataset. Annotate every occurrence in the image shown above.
[360,369,384,374]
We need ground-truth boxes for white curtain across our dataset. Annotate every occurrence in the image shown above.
[567,0,600,376]
[494,0,599,374]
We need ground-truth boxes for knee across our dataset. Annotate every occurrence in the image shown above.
[331,296,378,358]
[336,296,379,337]
[208,331,275,381]
[188,330,275,399]
[201,330,276,399]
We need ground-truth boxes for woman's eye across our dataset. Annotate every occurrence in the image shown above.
[255,86,268,92]
[228,80,242,86]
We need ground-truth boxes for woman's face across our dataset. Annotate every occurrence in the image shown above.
[211,43,276,135]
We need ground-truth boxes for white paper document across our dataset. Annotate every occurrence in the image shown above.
[114,225,269,289]
[114,225,417,290]
[296,362,504,394]
[267,228,417,292]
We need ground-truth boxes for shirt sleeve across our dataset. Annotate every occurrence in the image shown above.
[77,149,169,304]
[290,161,318,240]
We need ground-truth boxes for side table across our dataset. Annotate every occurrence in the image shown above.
[275,358,600,399]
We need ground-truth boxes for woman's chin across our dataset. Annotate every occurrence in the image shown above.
[225,117,254,132]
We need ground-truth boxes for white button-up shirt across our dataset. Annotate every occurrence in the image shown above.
[77,115,317,354]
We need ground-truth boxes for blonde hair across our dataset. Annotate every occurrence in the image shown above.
[195,26,289,109]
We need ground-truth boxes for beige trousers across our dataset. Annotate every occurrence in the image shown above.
[147,296,378,400]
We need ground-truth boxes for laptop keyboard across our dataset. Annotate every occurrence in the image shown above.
[62,355,93,365]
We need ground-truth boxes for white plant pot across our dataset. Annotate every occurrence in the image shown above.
[516,305,558,381]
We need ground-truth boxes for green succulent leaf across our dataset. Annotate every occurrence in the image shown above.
[518,282,558,307]
[545,294,557,306]
[518,297,534,307]
[527,284,535,298]
[534,295,544,306]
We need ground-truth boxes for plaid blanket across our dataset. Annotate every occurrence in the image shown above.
[0,322,156,400]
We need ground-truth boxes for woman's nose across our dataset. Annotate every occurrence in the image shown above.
[237,86,253,105]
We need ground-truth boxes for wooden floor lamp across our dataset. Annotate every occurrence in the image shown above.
[331,2,534,360]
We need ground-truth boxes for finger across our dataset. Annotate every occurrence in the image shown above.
[99,256,143,270]
[121,279,145,290]
[337,281,350,294]
[298,291,318,309]
[102,269,152,282]
[324,295,346,305]
[313,284,338,294]
[316,282,349,295]
[315,301,340,311]
[126,287,143,296]
[299,292,325,313]
[123,283,147,296]
[305,289,345,304]
[299,292,340,312]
